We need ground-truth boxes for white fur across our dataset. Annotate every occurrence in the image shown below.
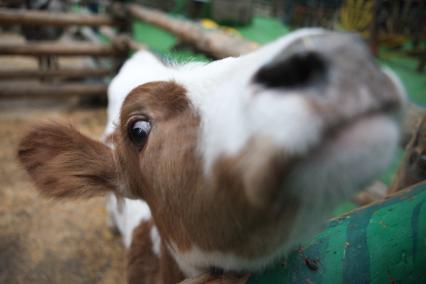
[150,225,161,256]
[186,29,328,172]
[284,115,399,244]
[106,194,151,248]
[170,241,298,278]
[382,66,408,103]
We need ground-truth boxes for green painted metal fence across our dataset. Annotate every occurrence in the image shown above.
[249,182,426,284]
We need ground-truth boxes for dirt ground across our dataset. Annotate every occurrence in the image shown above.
[0,101,127,284]
[0,33,126,284]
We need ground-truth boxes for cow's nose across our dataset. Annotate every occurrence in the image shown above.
[252,32,366,91]
[253,50,327,89]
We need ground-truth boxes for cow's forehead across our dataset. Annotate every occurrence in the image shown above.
[177,29,327,108]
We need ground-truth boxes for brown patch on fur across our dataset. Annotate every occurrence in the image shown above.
[114,81,193,200]
[128,220,184,284]
[159,241,185,283]
[114,81,198,251]
[127,220,160,284]
[17,123,116,198]
[201,143,300,258]
[179,273,249,284]
[123,81,190,121]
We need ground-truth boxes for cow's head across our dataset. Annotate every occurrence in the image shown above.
[18,29,405,276]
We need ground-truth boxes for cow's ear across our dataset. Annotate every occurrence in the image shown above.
[17,123,117,198]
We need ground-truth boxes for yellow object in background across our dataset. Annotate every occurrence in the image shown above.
[200,19,219,29]
[338,0,373,37]
[200,18,241,37]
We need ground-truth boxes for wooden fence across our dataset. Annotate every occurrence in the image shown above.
[0,7,131,99]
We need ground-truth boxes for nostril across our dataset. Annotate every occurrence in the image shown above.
[253,51,327,89]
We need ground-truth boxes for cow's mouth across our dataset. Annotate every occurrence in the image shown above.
[284,106,401,207]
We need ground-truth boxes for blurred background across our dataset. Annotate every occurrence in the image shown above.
[0,0,424,283]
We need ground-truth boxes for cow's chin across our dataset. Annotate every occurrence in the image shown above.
[307,114,400,197]
[271,114,399,250]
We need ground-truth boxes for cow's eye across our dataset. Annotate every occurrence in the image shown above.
[128,119,151,149]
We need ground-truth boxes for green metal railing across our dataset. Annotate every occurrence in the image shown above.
[249,182,426,283]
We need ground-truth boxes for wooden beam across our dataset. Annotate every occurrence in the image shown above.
[78,26,146,53]
[401,103,426,146]
[127,4,259,59]
[0,68,112,80]
[407,50,426,57]
[389,114,426,193]
[0,8,117,27]
[98,27,147,52]
[0,41,123,56]
[0,83,107,98]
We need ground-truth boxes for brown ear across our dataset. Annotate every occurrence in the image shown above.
[17,123,116,198]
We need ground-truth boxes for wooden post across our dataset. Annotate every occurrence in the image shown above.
[0,83,107,98]
[0,68,112,80]
[369,0,380,56]
[0,8,117,27]
[389,114,426,193]
[127,4,259,59]
[0,41,123,56]
[408,49,426,73]
[401,103,426,146]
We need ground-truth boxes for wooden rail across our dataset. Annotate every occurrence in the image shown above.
[0,68,112,80]
[0,83,107,98]
[0,8,117,27]
[127,4,258,59]
[0,41,123,56]
[249,183,426,283]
